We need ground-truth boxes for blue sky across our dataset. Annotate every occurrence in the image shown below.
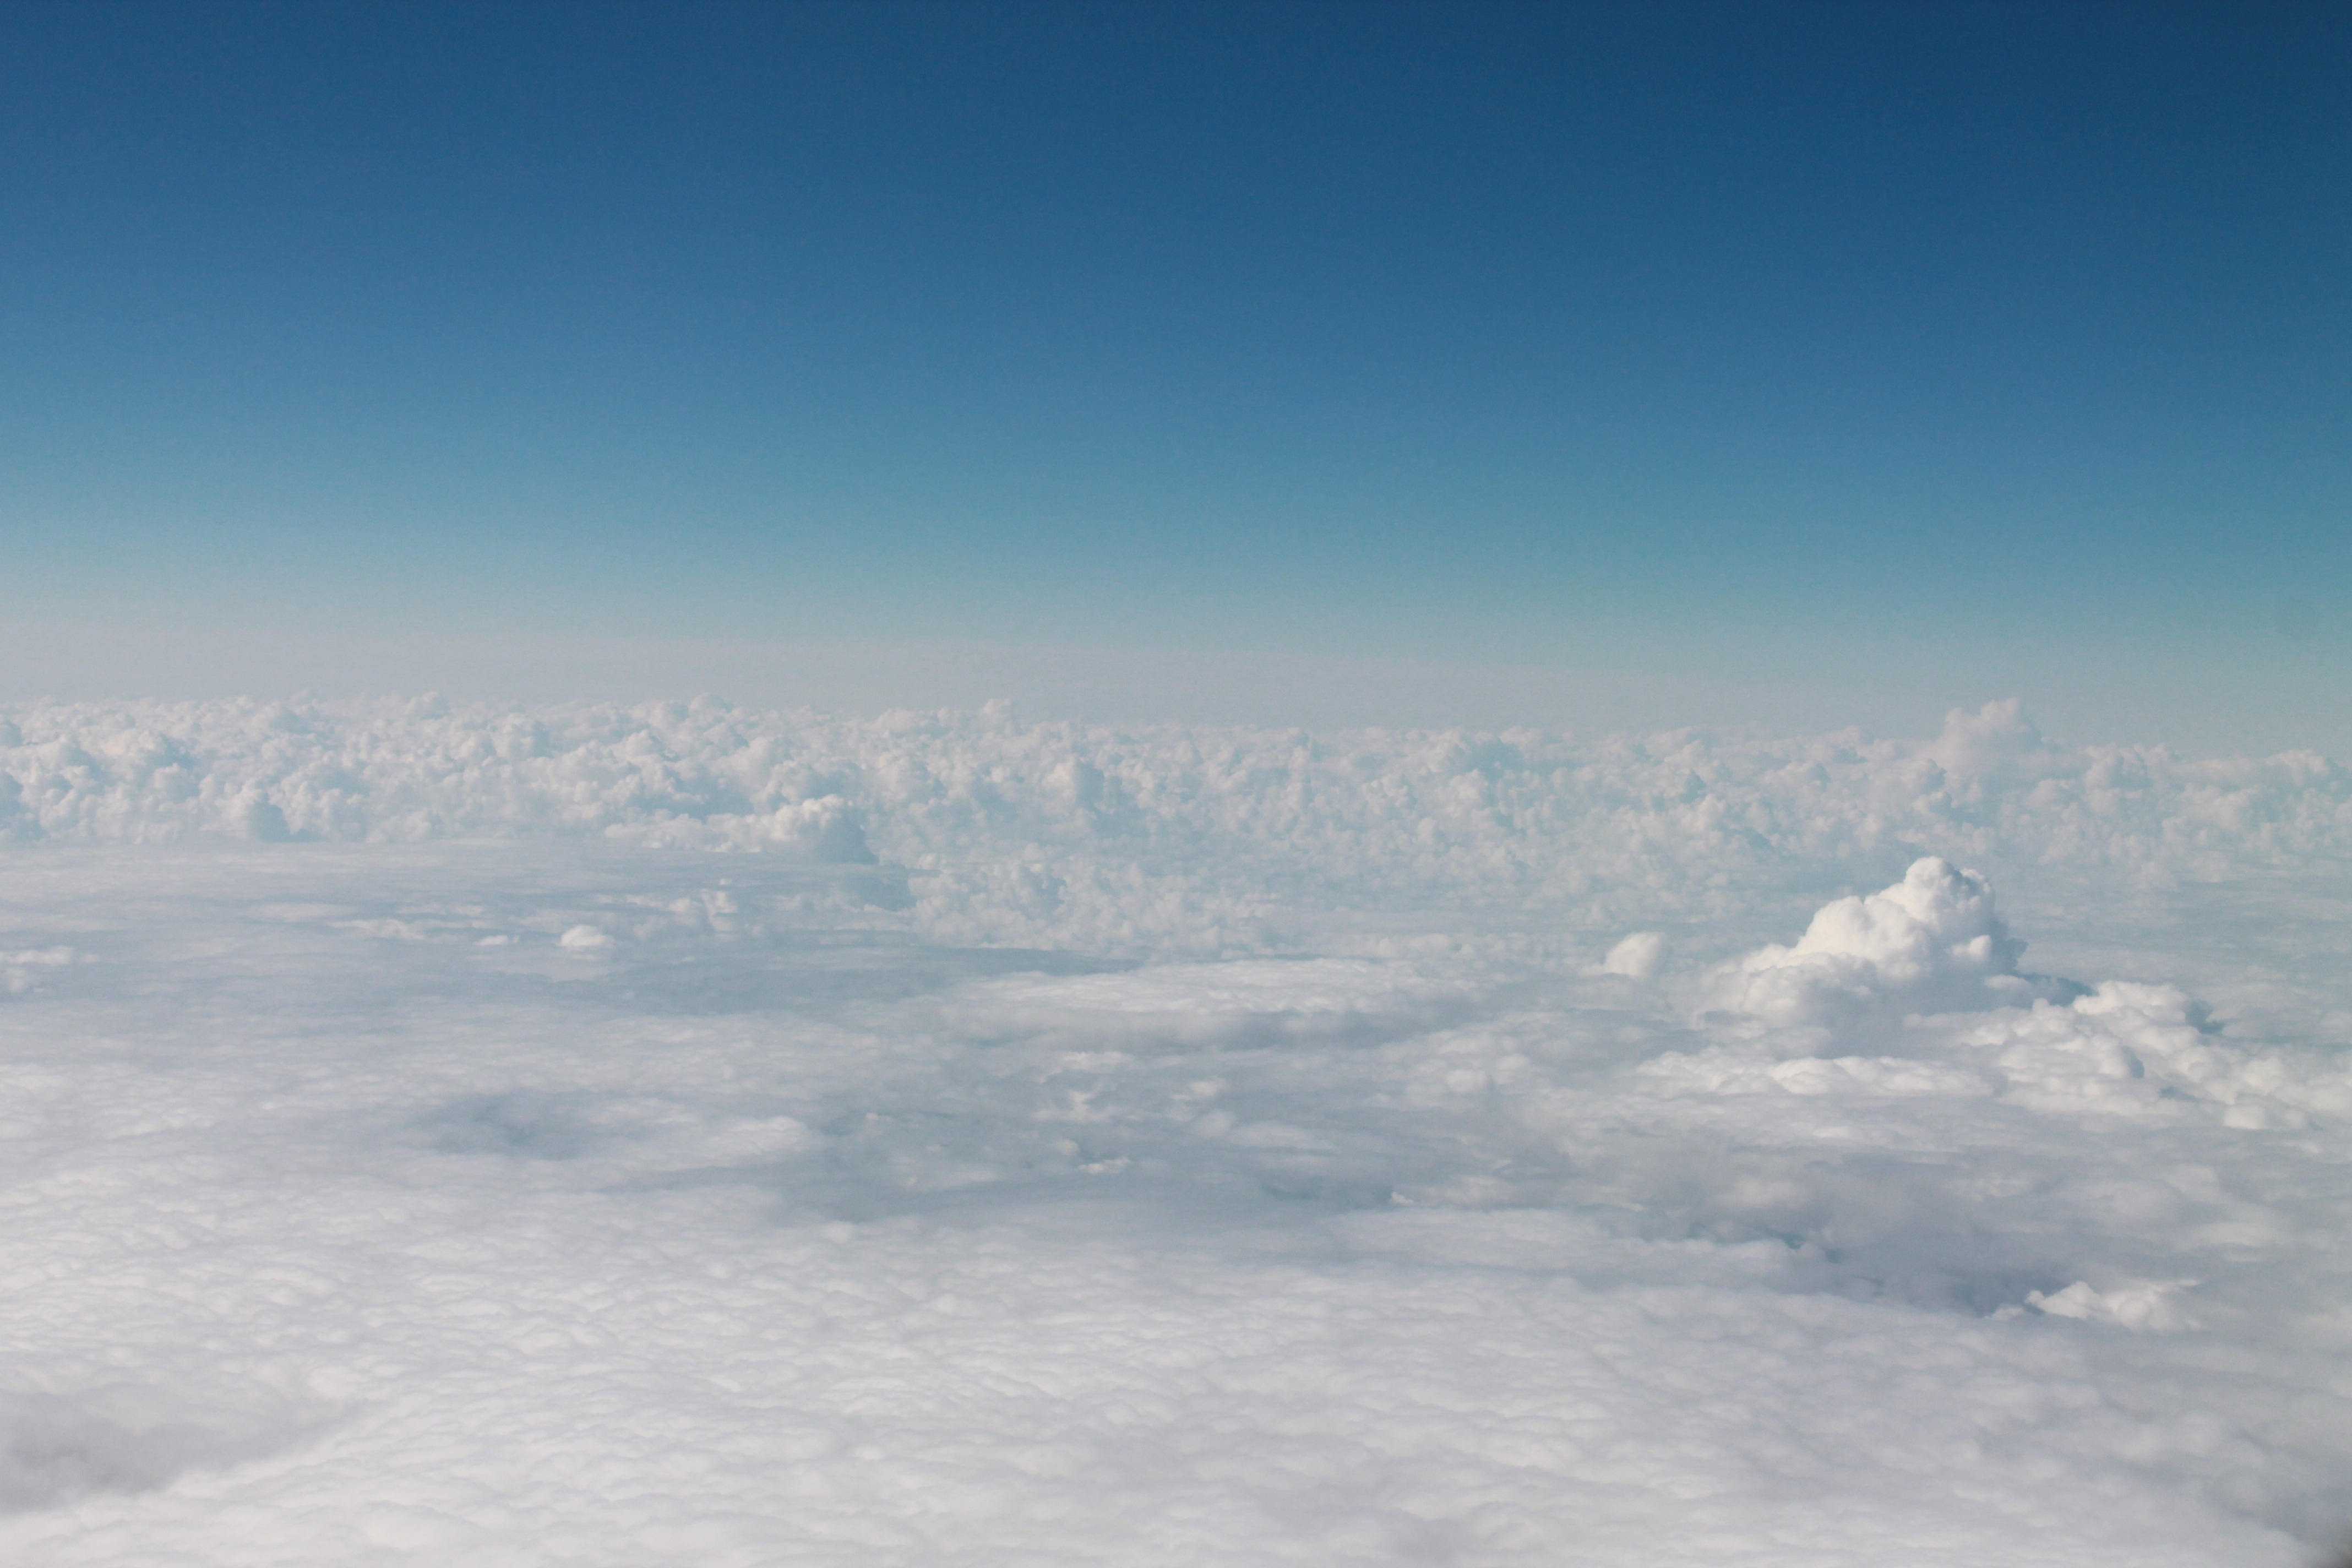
[3,1,2346,748]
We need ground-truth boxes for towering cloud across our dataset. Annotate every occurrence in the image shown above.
[1710,857,2045,1029]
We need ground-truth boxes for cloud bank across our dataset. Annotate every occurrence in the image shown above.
[0,699,2345,1565]
[1,695,2346,952]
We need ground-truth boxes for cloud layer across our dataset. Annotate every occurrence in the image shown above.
[2,696,2347,952]
[0,703,2345,1564]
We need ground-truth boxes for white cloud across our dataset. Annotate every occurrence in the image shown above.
[2024,1278,2200,1333]
[1709,857,2042,1028]
[0,707,2344,1565]
[1950,981,2351,1128]
[0,696,2348,960]
[1602,931,1667,979]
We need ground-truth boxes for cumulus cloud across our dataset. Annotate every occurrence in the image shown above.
[1697,859,2352,1128]
[1950,980,2351,1128]
[1709,857,2050,1028]
[1601,931,1667,979]
[1923,695,2060,787]
[2023,1278,2199,1332]
[0,695,2346,952]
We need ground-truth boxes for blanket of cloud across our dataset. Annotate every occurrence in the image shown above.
[0,698,2348,1565]
[4,694,2350,955]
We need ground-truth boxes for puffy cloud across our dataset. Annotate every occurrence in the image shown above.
[0,696,2347,954]
[1952,981,2351,1128]
[1710,857,2043,1028]
[1601,932,1667,979]
[2023,1278,2199,1333]
[1698,861,2352,1128]
[1923,696,2061,788]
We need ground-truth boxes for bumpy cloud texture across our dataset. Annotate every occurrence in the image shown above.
[0,699,2346,1566]
[1711,857,2044,1027]
[0,696,2347,956]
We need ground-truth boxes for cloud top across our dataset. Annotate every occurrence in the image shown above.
[1,695,2346,954]
[1713,857,2035,1028]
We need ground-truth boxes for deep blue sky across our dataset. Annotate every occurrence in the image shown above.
[3,1,2346,744]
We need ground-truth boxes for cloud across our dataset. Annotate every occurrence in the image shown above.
[1709,857,2050,1029]
[1950,981,2352,1128]
[0,707,2345,1564]
[1601,932,1667,979]
[0,1389,304,1514]
[0,695,2348,953]
[1697,859,2352,1125]
[2022,1278,2199,1332]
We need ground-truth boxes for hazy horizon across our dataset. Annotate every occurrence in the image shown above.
[6,1,2344,750]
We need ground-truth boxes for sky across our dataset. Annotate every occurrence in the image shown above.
[3,1,2347,751]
